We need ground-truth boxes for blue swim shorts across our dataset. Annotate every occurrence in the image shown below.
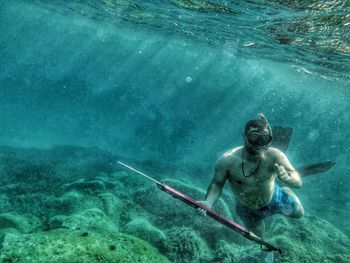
[235,184,297,229]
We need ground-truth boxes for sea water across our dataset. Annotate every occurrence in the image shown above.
[0,1,349,262]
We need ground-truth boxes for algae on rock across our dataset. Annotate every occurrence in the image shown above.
[0,229,171,263]
[165,226,212,263]
[122,218,167,251]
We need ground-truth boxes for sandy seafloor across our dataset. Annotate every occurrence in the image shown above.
[0,0,350,262]
[0,145,349,263]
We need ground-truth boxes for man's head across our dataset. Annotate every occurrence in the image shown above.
[243,113,273,155]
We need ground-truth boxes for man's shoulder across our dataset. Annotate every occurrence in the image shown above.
[223,146,243,157]
[266,147,286,158]
[218,146,242,164]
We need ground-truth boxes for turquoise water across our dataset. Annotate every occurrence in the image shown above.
[0,0,349,262]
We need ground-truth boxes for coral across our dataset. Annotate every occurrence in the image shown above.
[122,218,167,250]
[165,226,211,263]
[0,229,171,263]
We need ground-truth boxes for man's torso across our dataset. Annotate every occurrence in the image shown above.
[223,146,277,209]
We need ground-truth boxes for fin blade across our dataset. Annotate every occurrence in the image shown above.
[298,161,337,177]
[271,126,294,152]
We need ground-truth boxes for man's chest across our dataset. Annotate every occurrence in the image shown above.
[227,158,275,186]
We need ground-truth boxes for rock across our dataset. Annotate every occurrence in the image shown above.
[217,214,350,263]
[0,213,42,233]
[47,191,130,230]
[97,192,123,222]
[132,178,242,247]
[49,208,118,233]
[165,226,211,263]
[94,172,122,189]
[0,227,20,236]
[211,240,238,263]
[47,215,67,230]
[111,170,149,194]
[0,229,171,263]
[268,215,350,263]
[61,179,106,193]
[122,218,167,250]
[47,208,118,233]
[0,194,11,212]
[210,240,268,263]
[45,190,92,215]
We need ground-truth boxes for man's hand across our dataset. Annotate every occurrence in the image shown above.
[196,200,212,216]
[274,163,290,182]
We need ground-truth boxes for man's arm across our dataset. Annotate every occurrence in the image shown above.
[274,149,302,188]
[203,156,229,208]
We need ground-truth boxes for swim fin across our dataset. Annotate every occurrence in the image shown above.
[297,161,337,177]
[271,126,294,153]
[272,126,337,176]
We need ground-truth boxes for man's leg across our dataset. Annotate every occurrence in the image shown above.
[236,202,265,237]
[281,187,304,218]
[248,220,265,238]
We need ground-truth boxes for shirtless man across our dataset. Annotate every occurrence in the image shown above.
[198,114,304,237]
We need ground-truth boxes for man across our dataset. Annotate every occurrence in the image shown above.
[198,113,304,237]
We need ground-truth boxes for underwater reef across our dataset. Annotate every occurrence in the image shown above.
[0,145,349,263]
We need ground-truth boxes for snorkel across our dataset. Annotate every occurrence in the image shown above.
[243,113,273,155]
[258,113,273,148]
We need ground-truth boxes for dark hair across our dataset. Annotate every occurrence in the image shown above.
[244,119,269,134]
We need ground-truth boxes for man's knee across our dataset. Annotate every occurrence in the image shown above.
[281,187,304,219]
[289,203,304,219]
[296,204,304,218]
[248,221,265,238]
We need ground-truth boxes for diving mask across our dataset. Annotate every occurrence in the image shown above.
[247,132,272,147]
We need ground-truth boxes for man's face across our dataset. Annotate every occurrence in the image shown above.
[244,126,272,154]
[246,127,271,146]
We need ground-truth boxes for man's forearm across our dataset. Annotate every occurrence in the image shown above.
[205,182,223,207]
[286,171,302,188]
